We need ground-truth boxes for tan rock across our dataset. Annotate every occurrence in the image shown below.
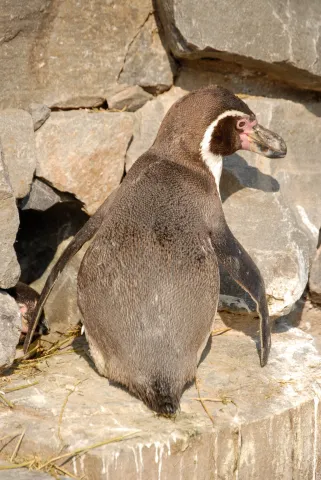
[36,111,134,215]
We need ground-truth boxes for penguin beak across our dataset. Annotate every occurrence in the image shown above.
[240,124,287,158]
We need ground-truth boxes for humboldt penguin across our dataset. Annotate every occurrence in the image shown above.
[24,86,286,414]
[7,281,49,343]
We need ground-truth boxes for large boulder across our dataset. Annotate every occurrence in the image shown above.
[156,0,321,91]
[0,1,173,109]
[0,152,20,289]
[221,161,310,317]
[0,291,21,369]
[236,96,321,251]
[36,111,134,215]
[0,109,36,198]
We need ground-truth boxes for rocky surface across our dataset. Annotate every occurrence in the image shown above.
[27,103,51,131]
[310,245,321,305]
[221,158,311,317]
[0,0,173,109]
[0,305,321,479]
[0,109,36,198]
[0,291,21,369]
[106,85,153,112]
[0,153,20,289]
[36,111,134,215]
[20,178,77,212]
[0,463,57,480]
[156,0,321,91]
[118,13,174,92]
[239,96,321,250]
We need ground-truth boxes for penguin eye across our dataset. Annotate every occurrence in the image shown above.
[237,119,246,129]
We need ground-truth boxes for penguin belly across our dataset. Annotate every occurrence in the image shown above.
[77,220,219,415]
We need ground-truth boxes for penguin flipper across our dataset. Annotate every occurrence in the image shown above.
[23,189,118,353]
[210,221,271,367]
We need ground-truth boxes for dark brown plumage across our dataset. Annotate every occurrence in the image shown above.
[24,86,286,414]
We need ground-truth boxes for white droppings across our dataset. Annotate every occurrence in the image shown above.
[102,456,107,474]
[166,439,171,456]
[313,395,319,480]
[80,455,85,472]
[154,441,165,480]
[114,450,120,470]
[296,205,319,238]
[131,446,139,473]
[72,456,78,475]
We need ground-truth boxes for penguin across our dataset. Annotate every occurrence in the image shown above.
[24,86,286,414]
[7,281,49,344]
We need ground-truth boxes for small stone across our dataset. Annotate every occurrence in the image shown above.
[27,103,51,131]
[36,111,134,215]
[0,291,21,369]
[20,178,76,212]
[107,85,152,112]
[0,109,37,198]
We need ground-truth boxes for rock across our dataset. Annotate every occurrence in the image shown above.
[15,204,88,331]
[106,85,152,112]
[0,308,321,478]
[36,111,134,215]
[309,244,321,305]
[0,1,173,109]
[220,167,310,316]
[0,109,36,198]
[156,0,321,91]
[235,96,321,250]
[20,178,77,212]
[0,153,20,289]
[0,291,21,369]
[119,13,174,92]
[26,103,51,131]
[0,462,56,480]
[126,86,186,170]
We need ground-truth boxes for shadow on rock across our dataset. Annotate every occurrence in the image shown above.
[221,153,280,203]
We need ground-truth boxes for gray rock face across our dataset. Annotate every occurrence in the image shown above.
[36,111,134,215]
[156,0,321,91]
[0,153,20,289]
[221,166,310,317]
[119,13,174,92]
[0,291,21,369]
[237,97,321,251]
[106,85,152,112]
[309,245,321,305]
[126,86,186,170]
[27,103,51,131]
[0,109,36,198]
[0,462,57,479]
[0,1,173,109]
[20,178,76,212]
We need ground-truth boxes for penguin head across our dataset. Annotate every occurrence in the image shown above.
[155,86,287,162]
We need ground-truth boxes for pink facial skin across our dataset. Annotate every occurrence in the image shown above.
[237,117,258,151]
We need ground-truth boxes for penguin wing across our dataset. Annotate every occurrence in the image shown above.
[209,217,271,367]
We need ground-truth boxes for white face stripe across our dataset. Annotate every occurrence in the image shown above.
[200,110,248,193]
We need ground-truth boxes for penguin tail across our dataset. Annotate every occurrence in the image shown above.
[136,376,183,415]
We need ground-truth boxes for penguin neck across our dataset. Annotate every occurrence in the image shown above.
[200,150,223,192]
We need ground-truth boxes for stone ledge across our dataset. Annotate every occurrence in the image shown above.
[1,304,321,479]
